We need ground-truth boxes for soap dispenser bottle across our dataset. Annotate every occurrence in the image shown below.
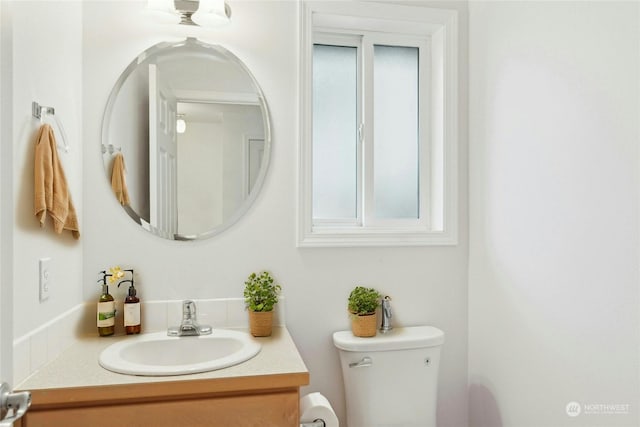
[97,271,116,337]
[118,269,141,334]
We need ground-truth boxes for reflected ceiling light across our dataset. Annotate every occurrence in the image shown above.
[176,115,187,134]
[147,0,231,27]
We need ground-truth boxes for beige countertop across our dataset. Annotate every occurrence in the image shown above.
[18,326,308,391]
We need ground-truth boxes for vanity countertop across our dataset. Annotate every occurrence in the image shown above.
[17,327,308,393]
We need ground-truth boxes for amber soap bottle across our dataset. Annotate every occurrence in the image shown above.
[118,269,141,334]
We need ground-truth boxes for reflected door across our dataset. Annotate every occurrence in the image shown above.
[148,64,178,239]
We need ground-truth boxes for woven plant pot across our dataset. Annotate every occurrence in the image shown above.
[249,310,273,337]
[350,312,377,337]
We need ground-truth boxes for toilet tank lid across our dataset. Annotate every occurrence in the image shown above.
[333,325,445,352]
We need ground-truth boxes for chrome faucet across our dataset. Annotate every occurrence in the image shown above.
[379,296,393,333]
[167,300,212,336]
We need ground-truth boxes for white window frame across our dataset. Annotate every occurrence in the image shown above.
[298,1,458,247]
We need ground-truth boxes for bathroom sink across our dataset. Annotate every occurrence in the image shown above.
[99,330,261,376]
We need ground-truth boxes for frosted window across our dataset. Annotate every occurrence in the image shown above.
[312,44,358,220]
[373,45,419,219]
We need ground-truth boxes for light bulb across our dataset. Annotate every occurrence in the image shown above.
[192,0,230,27]
[176,118,186,134]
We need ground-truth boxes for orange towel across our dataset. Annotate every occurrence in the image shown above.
[111,152,130,206]
[33,124,80,239]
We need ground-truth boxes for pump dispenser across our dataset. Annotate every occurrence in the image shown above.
[118,269,141,334]
[97,271,116,336]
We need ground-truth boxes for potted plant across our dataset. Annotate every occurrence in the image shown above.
[243,271,281,337]
[348,286,382,337]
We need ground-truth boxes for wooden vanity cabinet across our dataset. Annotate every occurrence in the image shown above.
[17,372,308,427]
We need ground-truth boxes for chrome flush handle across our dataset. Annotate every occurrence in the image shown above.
[349,356,373,368]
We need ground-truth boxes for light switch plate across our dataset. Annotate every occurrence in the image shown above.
[39,257,51,302]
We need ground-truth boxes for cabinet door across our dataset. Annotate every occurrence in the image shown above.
[22,390,300,427]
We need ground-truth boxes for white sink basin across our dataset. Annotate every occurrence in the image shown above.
[99,330,261,376]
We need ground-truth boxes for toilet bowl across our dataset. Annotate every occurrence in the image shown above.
[333,326,445,427]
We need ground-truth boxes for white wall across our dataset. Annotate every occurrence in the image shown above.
[82,1,469,426]
[10,1,84,342]
[0,0,12,383]
[468,2,639,427]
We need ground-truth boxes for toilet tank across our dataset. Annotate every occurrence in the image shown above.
[333,326,444,427]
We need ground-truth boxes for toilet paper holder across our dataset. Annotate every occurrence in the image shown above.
[300,392,337,427]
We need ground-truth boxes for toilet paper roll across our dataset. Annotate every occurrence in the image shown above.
[300,392,339,427]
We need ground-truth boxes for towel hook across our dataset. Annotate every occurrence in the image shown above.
[101,144,122,155]
[32,102,55,122]
[32,101,70,153]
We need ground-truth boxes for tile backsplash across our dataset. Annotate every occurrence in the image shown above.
[14,297,285,385]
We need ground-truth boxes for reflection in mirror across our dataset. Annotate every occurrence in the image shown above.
[176,102,264,236]
[102,38,270,240]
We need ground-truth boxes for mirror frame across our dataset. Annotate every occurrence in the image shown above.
[101,38,272,241]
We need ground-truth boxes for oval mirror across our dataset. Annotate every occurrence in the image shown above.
[102,38,271,240]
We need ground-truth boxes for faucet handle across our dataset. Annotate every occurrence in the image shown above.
[380,296,393,333]
[383,296,392,317]
[167,300,212,337]
[183,300,196,319]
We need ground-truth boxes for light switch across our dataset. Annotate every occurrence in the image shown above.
[39,257,51,302]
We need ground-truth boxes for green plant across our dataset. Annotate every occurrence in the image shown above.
[243,271,281,312]
[348,286,382,315]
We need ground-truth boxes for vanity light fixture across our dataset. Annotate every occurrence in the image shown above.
[146,0,231,27]
[176,115,187,134]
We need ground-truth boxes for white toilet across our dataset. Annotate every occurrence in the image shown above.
[333,326,445,427]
